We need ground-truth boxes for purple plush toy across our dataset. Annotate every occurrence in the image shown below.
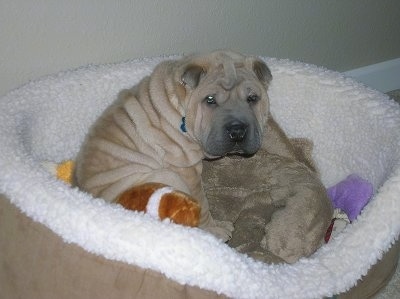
[327,174,373,222]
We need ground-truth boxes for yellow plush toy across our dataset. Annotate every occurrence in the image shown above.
[55,160,75,183]
[47,160,200,227]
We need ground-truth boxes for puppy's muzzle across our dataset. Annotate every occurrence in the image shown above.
[226,121,248,142]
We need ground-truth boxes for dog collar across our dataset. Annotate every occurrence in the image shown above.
[180,117,187,133]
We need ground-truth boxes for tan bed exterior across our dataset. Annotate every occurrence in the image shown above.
[1,194,398,299]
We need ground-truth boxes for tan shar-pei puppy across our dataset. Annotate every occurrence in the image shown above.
[74,50,332,258]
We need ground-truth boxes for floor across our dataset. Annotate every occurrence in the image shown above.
[374,89,400,298]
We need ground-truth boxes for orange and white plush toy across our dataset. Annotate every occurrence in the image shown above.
[45,160,200,227]
[117,182,200,227]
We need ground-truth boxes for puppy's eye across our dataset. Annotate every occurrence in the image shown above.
[205,95,217,105]
[247,94,259,104]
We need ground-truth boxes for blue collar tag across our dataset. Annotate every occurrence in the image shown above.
[180,117,187,133]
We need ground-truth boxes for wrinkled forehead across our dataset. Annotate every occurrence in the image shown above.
[208,59,257,91]
[197,69,264,101]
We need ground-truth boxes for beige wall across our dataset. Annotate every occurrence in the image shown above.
[1,0,399,96]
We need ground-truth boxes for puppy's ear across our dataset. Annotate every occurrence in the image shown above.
[181,64,205,89]
[252,59,272,84]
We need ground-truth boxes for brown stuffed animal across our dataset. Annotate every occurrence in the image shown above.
[203,139,333,264]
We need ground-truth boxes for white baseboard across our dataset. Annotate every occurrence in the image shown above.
[343,58,400,92]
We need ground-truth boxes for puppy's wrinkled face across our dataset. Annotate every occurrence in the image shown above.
[180,52,272,158]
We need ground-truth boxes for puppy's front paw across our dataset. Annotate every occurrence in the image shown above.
[206,220,234,242]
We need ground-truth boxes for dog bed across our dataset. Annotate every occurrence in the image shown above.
[0,56,399,299]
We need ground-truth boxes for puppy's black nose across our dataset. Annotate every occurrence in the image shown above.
[226,121,248,142]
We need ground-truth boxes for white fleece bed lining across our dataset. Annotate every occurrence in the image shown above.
[0,56,399,299]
